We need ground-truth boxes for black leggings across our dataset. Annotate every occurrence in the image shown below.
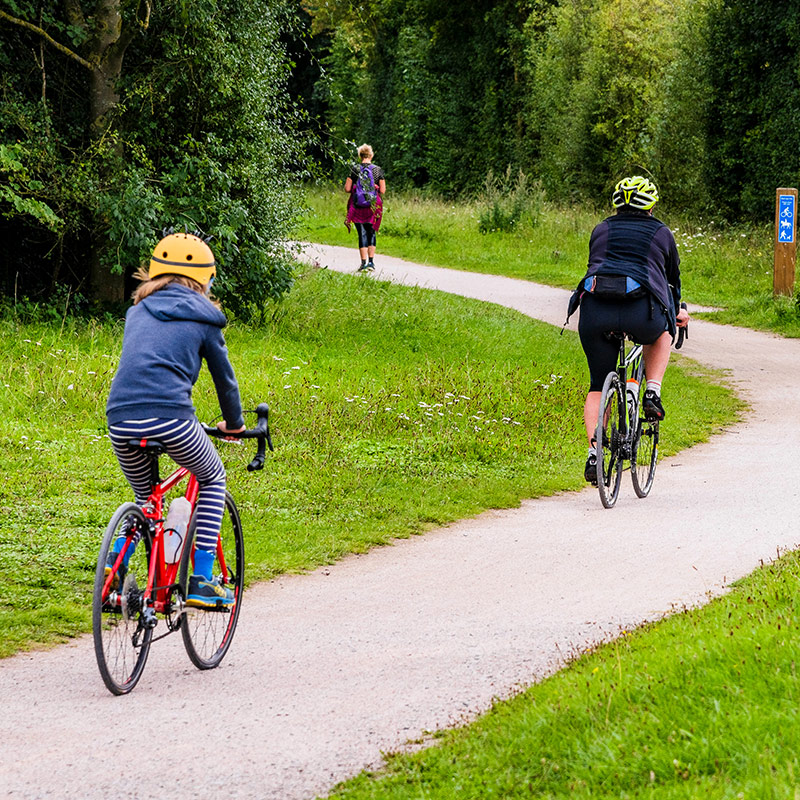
[354,222,376,250]
[578,293,669,391]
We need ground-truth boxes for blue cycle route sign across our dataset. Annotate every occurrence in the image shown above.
[779,194,795,243]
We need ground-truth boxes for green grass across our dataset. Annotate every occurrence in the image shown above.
[299,184,800,336]
[291,187,799,798]
[327,551,800,799]
[0,268,737,656]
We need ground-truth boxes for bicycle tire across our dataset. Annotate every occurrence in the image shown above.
[92,502,153,695]
[596,371,624,508]
[179,490,244,670]
[631,414,659,497]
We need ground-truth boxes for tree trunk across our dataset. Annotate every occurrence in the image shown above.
[85,0,130,304]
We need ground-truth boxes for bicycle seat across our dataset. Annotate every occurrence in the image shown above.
[125,438,166,456]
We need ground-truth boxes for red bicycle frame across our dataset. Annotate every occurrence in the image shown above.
[100,464,232,612]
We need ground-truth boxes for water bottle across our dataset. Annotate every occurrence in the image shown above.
[163,496,192,564]
[626,377,639,420]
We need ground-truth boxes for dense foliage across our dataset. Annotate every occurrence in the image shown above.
[0,0,306,314]
[704,0,800,218]
[302,0,800,219]
[3,0,798,309]
[308,0,530,194]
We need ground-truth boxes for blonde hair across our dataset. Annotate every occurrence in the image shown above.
[358,143,374,160]
[131,267,216,306]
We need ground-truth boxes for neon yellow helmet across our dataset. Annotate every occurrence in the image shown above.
[149,230,216,286]
[612,176,659,211]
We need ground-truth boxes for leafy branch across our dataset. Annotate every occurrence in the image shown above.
[0,9,92,70]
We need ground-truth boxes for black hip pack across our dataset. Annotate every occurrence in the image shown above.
[584,274,647,300]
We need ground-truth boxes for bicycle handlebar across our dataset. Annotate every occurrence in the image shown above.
[202,403,274,472]
[676,302,689,350]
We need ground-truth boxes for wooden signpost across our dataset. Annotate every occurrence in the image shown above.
[774,187,797,296]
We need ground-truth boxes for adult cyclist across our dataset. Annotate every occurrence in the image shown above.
[566,176,690,484]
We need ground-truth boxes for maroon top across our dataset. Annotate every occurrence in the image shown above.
[346,193,383,230]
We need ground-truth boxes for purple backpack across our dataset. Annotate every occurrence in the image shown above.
[353,164,377,208]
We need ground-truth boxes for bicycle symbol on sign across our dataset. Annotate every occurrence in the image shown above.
[778,195,795,243]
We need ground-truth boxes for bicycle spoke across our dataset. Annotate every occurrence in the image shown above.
[597,372,624,508]
[93,504,153,695]
[631,418,659,497]
[180,491,244,669]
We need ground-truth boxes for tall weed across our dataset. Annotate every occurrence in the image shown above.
[478,167,543,234]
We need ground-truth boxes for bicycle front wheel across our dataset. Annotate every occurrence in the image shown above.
[179,490,244,670]
[631,416,659,498]
[596,372,624,508]
[92,503,153,695]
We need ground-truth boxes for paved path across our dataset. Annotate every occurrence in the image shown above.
[3,244,799,799]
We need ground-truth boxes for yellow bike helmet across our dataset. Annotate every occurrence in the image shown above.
[612,176,659,211]
[149,229,216,286]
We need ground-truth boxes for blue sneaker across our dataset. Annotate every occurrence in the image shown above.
[186,575,235,609]
[104,549,127,592]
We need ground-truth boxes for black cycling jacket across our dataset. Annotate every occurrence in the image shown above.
[567,210,682,336]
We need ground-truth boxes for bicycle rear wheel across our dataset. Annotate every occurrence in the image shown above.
[92,503,153,695]
[179,490,244,669]
[596,372,624,508]
[631,415,659,498]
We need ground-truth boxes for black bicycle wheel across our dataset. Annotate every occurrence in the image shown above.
[596,372,624,508]
[631,414,659,498]
[179,491,244,669]
[92,503,153,695]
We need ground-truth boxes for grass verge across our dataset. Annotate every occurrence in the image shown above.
[299,184,800,336]
[327,550,800,799]
[0,268,737,656]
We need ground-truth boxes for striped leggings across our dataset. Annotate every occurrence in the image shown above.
[108,418,226,553]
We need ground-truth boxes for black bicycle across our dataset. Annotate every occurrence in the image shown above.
[595,306,687,508]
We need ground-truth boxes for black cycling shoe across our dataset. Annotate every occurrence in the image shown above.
[584,453,598,486]
[643,390,665,421]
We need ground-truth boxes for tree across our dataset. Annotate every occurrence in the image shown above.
[304,0,531,194]
[1,1,152,301]
[0,0,305,312]
[705,0,800,219]
[524,0,689,204]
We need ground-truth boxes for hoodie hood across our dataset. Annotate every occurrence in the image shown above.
[140,284,227,327]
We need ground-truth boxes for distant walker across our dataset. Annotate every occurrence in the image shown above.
[344,144,386,272]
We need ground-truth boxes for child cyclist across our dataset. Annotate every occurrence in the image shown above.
[105,229,245,608]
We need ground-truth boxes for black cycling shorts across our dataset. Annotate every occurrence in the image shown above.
[578,293,669,391]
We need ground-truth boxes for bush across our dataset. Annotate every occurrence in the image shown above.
[478,167,542,234]
[0,0,307,314]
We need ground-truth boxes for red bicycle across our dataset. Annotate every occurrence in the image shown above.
[92,404,272,695]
